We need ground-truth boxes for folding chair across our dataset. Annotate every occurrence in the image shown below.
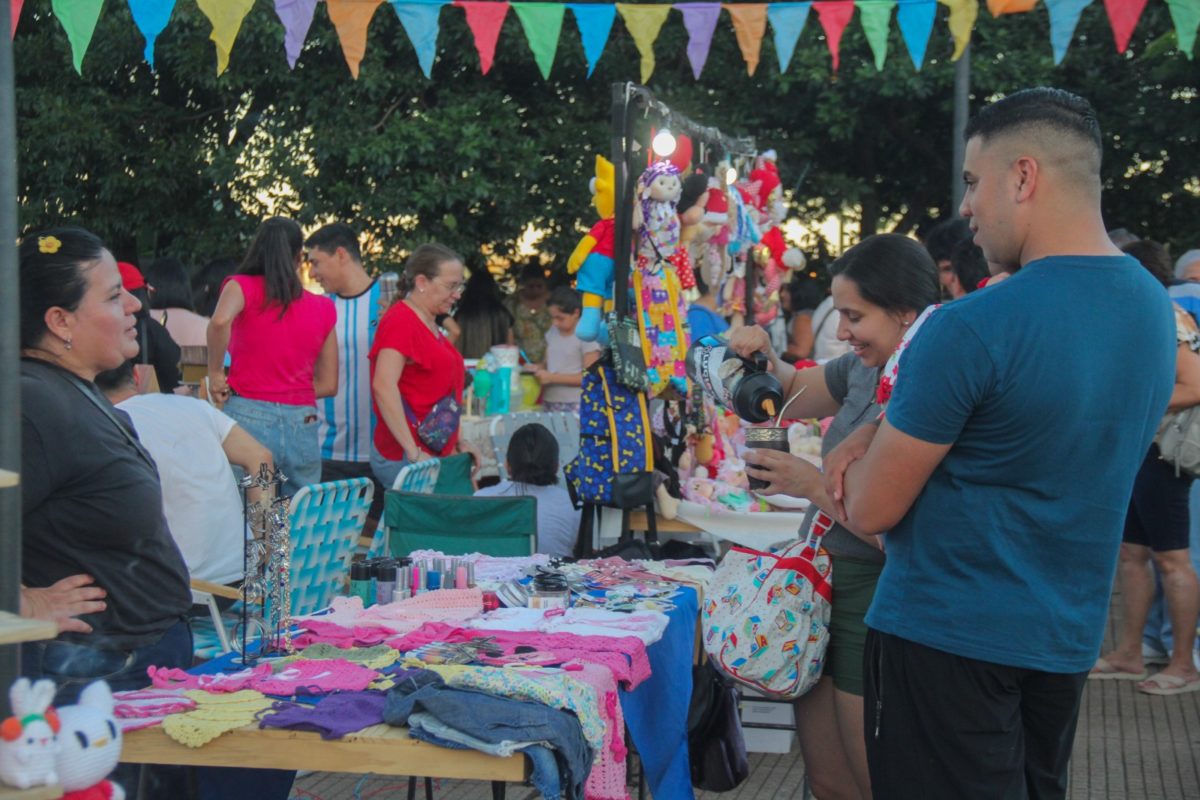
[385,490,538,557]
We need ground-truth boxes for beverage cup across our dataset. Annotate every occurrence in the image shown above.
[745,427,789,491]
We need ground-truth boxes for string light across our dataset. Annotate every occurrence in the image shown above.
[652,129,676,157]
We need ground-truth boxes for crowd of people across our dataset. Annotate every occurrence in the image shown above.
[12,86,1200,800]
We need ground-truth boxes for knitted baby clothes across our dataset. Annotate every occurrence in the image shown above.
[113,688,197,732]
[253,658,378,696]
[256,691,388,740]
[162,690,274,748]
[283,643,398,670]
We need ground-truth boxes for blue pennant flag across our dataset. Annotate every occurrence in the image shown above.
[767,2,811,73]
[127,0,178,68]
[567,3,617,77]
[390,0,447,79]
[1045,0,1093,63]
[896,0,935,69]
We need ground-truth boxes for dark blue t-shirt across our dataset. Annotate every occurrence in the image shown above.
[866,256,1174,673]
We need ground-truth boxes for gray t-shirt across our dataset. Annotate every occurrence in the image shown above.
[475,480,580,557]
[543,328,602,404]
[806,352,886,563]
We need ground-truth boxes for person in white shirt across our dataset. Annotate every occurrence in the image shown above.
[810,295,851,362]
[535,286,601,412]
[95,359,273,586]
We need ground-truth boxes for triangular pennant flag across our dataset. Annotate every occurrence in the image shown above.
[1165,0,1199,57]
[676,3,722,79]
[1103,0,1148,52]
[456,1,510,74]
[391,0,446,78]
[127,0,177,68]
[767,2,811,72]
[857,0,896,70]
[812,1,855,70]
[512,2,566,79]
[987,0,1037,16]
[567,3,616,76]
[196,0,255,75]
[326,0,386,78]
[51,0,104,74]
[274,0,320,69]
[1045,0,1092,63]
[726,4,768,75]
[616,3,671,82]
[896,0,934,68]
[11,0,24,37]
[937,0,978,59]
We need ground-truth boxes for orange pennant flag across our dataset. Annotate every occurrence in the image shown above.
[725,4,768,75]
[987,0,1038,15]
[326,0,386,78]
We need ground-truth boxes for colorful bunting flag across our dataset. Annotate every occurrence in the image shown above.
[812,1,854,70]
[51,0,104,74]
[726,4,769,75]
[274,0,319,69]
[857,0,895,70]
[938,0,978,59]
[11,0,23,38]
[1103,0,1148,52]
[391,0,445,78]
[616,3,671,82]
[196,0,255,75]
[896,0,934,67]
[512,2,565,79]
[767,2,811,72]
[327,0,385,78]
[127,0,176,68]
[987,0,1038,16]
[1165,0,1198,57]
[676,3,722,79]
[457,1,510,74]
[566,3,616,76]
[1045,0,1092,63]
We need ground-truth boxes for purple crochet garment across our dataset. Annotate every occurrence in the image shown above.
[257,691,387,739]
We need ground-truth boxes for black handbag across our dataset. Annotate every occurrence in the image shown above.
[688,657,750,792]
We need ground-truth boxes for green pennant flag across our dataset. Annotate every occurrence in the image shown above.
[858,0,896,70]
[1166,0,1199,58]
[512,2,566,79]
[51,0,104,74]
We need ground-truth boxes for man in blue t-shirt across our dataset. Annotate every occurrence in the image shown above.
[825,89,1175,798]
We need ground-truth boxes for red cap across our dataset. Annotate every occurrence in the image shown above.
[118,262,146,291]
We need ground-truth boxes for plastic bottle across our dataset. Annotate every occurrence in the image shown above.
[686,335,784,423]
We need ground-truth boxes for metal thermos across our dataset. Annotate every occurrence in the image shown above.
[686,335,784,424]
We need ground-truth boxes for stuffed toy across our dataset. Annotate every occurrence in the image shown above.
[568,155,617,342]
[719,186,759,326]
[743,155,805,347]
[632,161,691,398]
[0,679,60,790]
[57,682,124,800]
[672,172,710,295]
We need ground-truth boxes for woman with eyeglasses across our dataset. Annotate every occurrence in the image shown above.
[207,217,338,496]
[370,243,476,489]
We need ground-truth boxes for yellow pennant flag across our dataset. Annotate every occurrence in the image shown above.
[617,3,671,82]
[195,0,255,75]
[327,0,386,78]
[938,0,978,59]
[987,0,1038,15]
[725,4,768,75]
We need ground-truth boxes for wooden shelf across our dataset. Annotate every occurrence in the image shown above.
[0,469,17,489]
[0,611,56,646]
[0,783,62,800]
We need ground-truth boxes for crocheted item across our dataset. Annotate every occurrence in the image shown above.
[291,620,393,650]
[469,608,670,646]
[113,688,197,732]
[162,690,273,748]
[563,663,629,800]
[256,691,387,740]
[283,643,399,670]
[253,659,378,696]
[294,591,484,637]
[149,664,273,693]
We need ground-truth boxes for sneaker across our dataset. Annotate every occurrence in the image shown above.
[1142,642,1170,666]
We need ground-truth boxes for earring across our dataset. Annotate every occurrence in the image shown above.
[64,338,72,350]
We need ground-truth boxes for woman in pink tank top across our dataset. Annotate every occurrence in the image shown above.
[207,217,337,496]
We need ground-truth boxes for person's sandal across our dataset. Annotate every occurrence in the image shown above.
[1136,673,1200,696]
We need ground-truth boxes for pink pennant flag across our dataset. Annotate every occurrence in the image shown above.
[456,1,510,74]
[11,0,23,37]
[1103,0,1148,52]
[813,1,855,70]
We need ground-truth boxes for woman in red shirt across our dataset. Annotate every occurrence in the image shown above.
[369,243,473,488]
[207,217,337,496]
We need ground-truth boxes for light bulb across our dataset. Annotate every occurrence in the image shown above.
[652,129,676,157]
[725,166,738,185]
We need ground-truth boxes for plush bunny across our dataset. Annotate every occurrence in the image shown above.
[56,682,124,800]
[0,678,60,789]
[568,155,617,342]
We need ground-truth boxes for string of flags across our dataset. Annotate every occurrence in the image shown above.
[26,0,1199,80]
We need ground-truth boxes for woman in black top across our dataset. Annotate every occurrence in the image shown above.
[19,226,192,705]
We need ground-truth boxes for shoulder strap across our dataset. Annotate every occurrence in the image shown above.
[61,372,157,469]
[812,302,836,341]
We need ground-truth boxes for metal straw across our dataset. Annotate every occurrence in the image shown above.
[775,385,809,428]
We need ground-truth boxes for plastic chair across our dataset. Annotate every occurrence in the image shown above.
[385,490,538,557]
[490,411,579,482]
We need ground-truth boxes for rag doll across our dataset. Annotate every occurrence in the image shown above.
[57,682,125,800]
[0,678,59,790]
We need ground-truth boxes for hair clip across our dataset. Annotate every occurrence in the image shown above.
[38,235,62,254]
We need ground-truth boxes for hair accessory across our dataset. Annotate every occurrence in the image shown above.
[37,236,61,254]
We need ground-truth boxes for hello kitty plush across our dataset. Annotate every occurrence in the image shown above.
[0,678,60,789]
[56,682,124,800]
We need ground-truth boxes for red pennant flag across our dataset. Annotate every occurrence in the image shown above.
[813,1,855,70]
[456,1,509,74]
[10,0,22,37]
[1104,0,1149,52]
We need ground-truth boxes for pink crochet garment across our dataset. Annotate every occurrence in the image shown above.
[292,590,484,641]
[113,688,197,732]
[557,663,629,800]
[149,659,377,697]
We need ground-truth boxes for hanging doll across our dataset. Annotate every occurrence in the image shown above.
[631,160,691,398]
[672,171,709,296]
[720,177,759,326]
[743,154,805,351]
[568,155,617,343]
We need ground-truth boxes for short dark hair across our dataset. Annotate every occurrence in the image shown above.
[964,87,1102,165]
[1122,240,1173,288]
[829,234,940,316]
[19,226,107,350]
[305,223,362,262]
[144,257,195,311]
[548,286,582,315]
[94,359,137,393]
[951,240,990,295]
[923,218,973,264]
[508,423,560,486]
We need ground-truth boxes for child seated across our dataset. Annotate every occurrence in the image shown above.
[475,423,579,557]
[536,286,602,413]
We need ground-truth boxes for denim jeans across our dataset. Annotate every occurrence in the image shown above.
[370,443,408,490]
[224,395,321,496]
[1143,480,1200,657]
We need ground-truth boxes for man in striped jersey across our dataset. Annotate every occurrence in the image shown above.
[305,223,398,528]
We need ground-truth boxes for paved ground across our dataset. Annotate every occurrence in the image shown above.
[292,583,1200,800]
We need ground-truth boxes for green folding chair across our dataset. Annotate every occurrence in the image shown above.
[432,452,475,495]
[385,490,538,557]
